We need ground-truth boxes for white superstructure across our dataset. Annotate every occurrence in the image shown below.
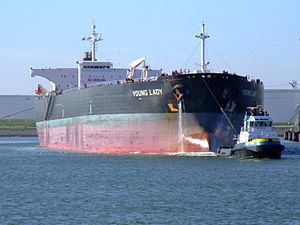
[30,23,160,93]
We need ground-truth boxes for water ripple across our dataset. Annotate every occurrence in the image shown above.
[0,137,299,224]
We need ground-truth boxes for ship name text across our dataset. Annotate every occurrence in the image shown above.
[242,89,257,97]
[132,88,163,97]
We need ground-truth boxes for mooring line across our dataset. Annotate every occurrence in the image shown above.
[1,107,34,119]
[202,78,238,135]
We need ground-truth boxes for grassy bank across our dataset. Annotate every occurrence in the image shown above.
[0,119,37,136]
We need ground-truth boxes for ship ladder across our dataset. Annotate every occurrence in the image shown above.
[44,93,56,120]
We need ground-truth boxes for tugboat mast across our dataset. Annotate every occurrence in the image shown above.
[82,22,103,61]
[196,21,210,73]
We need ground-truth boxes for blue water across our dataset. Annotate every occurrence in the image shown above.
[0,137,300,225]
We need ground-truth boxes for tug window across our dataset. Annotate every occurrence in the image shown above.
[249,122,254,127]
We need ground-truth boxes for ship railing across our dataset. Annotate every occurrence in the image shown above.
[59,76,160,94]
[86,76,159,87]
[87,80,120,87]
[61,80,124,93]
[145,76,158,81]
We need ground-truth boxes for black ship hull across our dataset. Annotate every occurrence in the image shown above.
[34,73,264,154]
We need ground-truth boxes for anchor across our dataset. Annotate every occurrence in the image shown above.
[173,88,184,102]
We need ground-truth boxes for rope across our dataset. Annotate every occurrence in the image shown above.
[181,41,200,69]
[202,78,238,135]
[207,42,235,73]
[1,107,34,119]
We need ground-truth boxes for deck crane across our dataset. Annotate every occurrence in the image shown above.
[127,57,148,81]
[288,104,300,131]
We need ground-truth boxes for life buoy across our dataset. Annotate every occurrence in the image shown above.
[35,86,42,95]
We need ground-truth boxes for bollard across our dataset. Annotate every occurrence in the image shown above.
[292,131,299,142]
[288,131,293,141]
[284,131,289,140]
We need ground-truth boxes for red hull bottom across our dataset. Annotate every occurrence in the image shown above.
[36,114,211,154]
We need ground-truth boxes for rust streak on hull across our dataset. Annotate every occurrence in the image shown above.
[37,113,212,154]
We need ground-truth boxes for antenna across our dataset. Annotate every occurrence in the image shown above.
[81,21,103,61]
[195,21,210,73]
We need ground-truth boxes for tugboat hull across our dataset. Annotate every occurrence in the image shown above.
[231,144,284,159]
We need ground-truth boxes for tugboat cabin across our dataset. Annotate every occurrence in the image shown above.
[239,106,276,143]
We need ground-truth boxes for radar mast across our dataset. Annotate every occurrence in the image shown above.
[196,21,210,73]
[81,22,103,61]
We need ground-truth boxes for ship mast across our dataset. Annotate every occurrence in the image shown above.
[196,21,210,73]
[82,22,103,61]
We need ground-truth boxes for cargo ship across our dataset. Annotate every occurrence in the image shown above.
[31,22,264,154]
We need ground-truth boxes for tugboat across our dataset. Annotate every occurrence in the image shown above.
[218,106,284,159]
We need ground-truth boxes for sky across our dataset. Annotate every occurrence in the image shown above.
[0,0,299,94]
